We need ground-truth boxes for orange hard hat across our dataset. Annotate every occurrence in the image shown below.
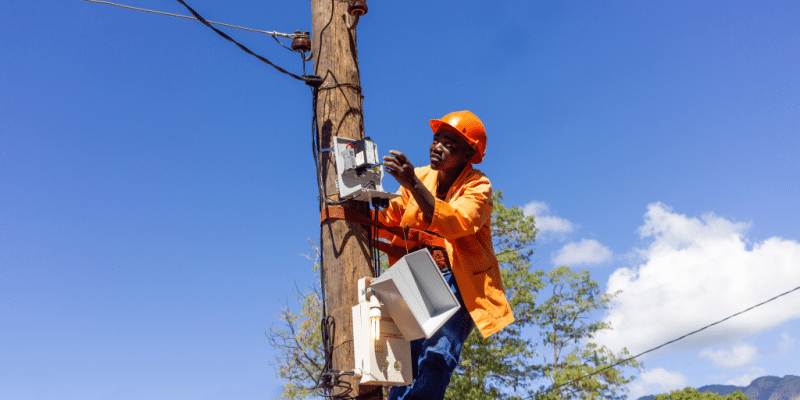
[429,110,487,164]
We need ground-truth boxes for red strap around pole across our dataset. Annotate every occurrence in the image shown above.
[320,206,450,269]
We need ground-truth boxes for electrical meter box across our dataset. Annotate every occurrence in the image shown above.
[333,137,399,202]
[352,278,413,386]
[369,249,461,341]
[340,138,378,171]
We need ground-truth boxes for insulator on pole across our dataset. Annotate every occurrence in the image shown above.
[347,0,368,17]
[291,30,312,52]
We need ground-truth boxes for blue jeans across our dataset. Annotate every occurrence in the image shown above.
[388,272,474,400]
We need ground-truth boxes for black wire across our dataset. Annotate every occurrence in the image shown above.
[316,315,379,399]
[313,0,336,77]
[174,0,311,83]
[270,33,294,51]
[532,283,800,398]
[373,220,379,277]
[318,315,335,388]
[170,0,374,396]
[307,3,378,397]
[312,80,359,399]
[310,84,351,211]
[370,199,383,277]
[310,87,328,322]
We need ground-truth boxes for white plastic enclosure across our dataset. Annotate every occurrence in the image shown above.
[333,136,399,202]
[352,278,412,386]
[369,249,461,341]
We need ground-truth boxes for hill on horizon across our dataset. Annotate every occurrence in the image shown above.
[636,375,800,400]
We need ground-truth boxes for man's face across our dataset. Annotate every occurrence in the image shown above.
[430,130,473,171]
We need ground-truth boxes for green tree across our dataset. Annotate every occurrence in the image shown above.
[268,191,640,399]
[446,192,640,400]
[444,191,543,399]
[266,248,324,400]
[532,267,641,400]
[655,387,749,400]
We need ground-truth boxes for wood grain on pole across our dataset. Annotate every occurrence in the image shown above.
[310,0,382,398]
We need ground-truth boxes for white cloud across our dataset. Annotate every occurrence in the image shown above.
[523,200,549,217]
[523,200,575,235]
[538,215,577,234]
[552,239,613,266]
[628,368,687,400]
[595,202,800,356]
[778,332,796,354]
[700,344,758,368]
[725,367,765,386]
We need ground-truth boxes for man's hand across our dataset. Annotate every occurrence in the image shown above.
[383,150,435,225]
[383,150,418,190]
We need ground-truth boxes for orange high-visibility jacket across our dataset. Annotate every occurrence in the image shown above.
[378,165,514,338]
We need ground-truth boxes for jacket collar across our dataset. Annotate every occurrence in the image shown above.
[432,164,474,201]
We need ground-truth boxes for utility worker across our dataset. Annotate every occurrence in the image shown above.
[380,110,514,399]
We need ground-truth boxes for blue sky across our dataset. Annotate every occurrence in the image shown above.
[2,1,798,399]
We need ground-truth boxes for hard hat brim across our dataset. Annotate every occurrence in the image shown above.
[429,119,483,164]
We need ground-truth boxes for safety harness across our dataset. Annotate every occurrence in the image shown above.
[320,206,450,270]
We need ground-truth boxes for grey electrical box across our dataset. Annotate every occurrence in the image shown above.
[333,136,399,202]
[369,249,461,341]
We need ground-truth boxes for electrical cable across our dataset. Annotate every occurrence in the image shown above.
[533,283,800,398]
[304,3,376,397]
[311,83,379,400]
[311,65,359,400]
[312,88,328,319]
[310,86,351,207]
[172,0,310,82]
[80,0,298,37]
[370,198,390,277]
[270,33,314,67]
[82,0,316,78]
[271,33,298,51]
[371,204,379,277]
[89,0,787,397]
[88,0,371,395]
[374,214,380,277]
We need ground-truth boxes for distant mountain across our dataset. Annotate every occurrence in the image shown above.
[636,375,800,400]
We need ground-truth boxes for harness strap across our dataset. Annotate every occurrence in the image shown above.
[320,206,450,269]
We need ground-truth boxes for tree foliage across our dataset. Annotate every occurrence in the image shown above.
[445,191,544,399]
[532,267,641,400]
[654,388,749,400]
[446,192,640,400]
[266,248,324,399]
[268,191,641,399]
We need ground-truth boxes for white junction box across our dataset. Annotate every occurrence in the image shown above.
[333,137,399,202]
[369,249,461,341]
[352,278,412,386]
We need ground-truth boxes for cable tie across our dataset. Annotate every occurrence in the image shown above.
[319,83,363,94]
[304,75,325,88]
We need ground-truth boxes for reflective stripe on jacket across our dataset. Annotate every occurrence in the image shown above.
[378,165,514,338]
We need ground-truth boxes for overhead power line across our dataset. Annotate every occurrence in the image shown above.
[172,0,305,81]
[82,0,316,82]
[80,0,298,38]
[535,283,800,398]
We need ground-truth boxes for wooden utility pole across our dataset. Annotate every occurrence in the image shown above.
[310,1,382,399]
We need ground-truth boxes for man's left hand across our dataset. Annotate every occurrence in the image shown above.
[383,150,435,225]
[383,150,417,190]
